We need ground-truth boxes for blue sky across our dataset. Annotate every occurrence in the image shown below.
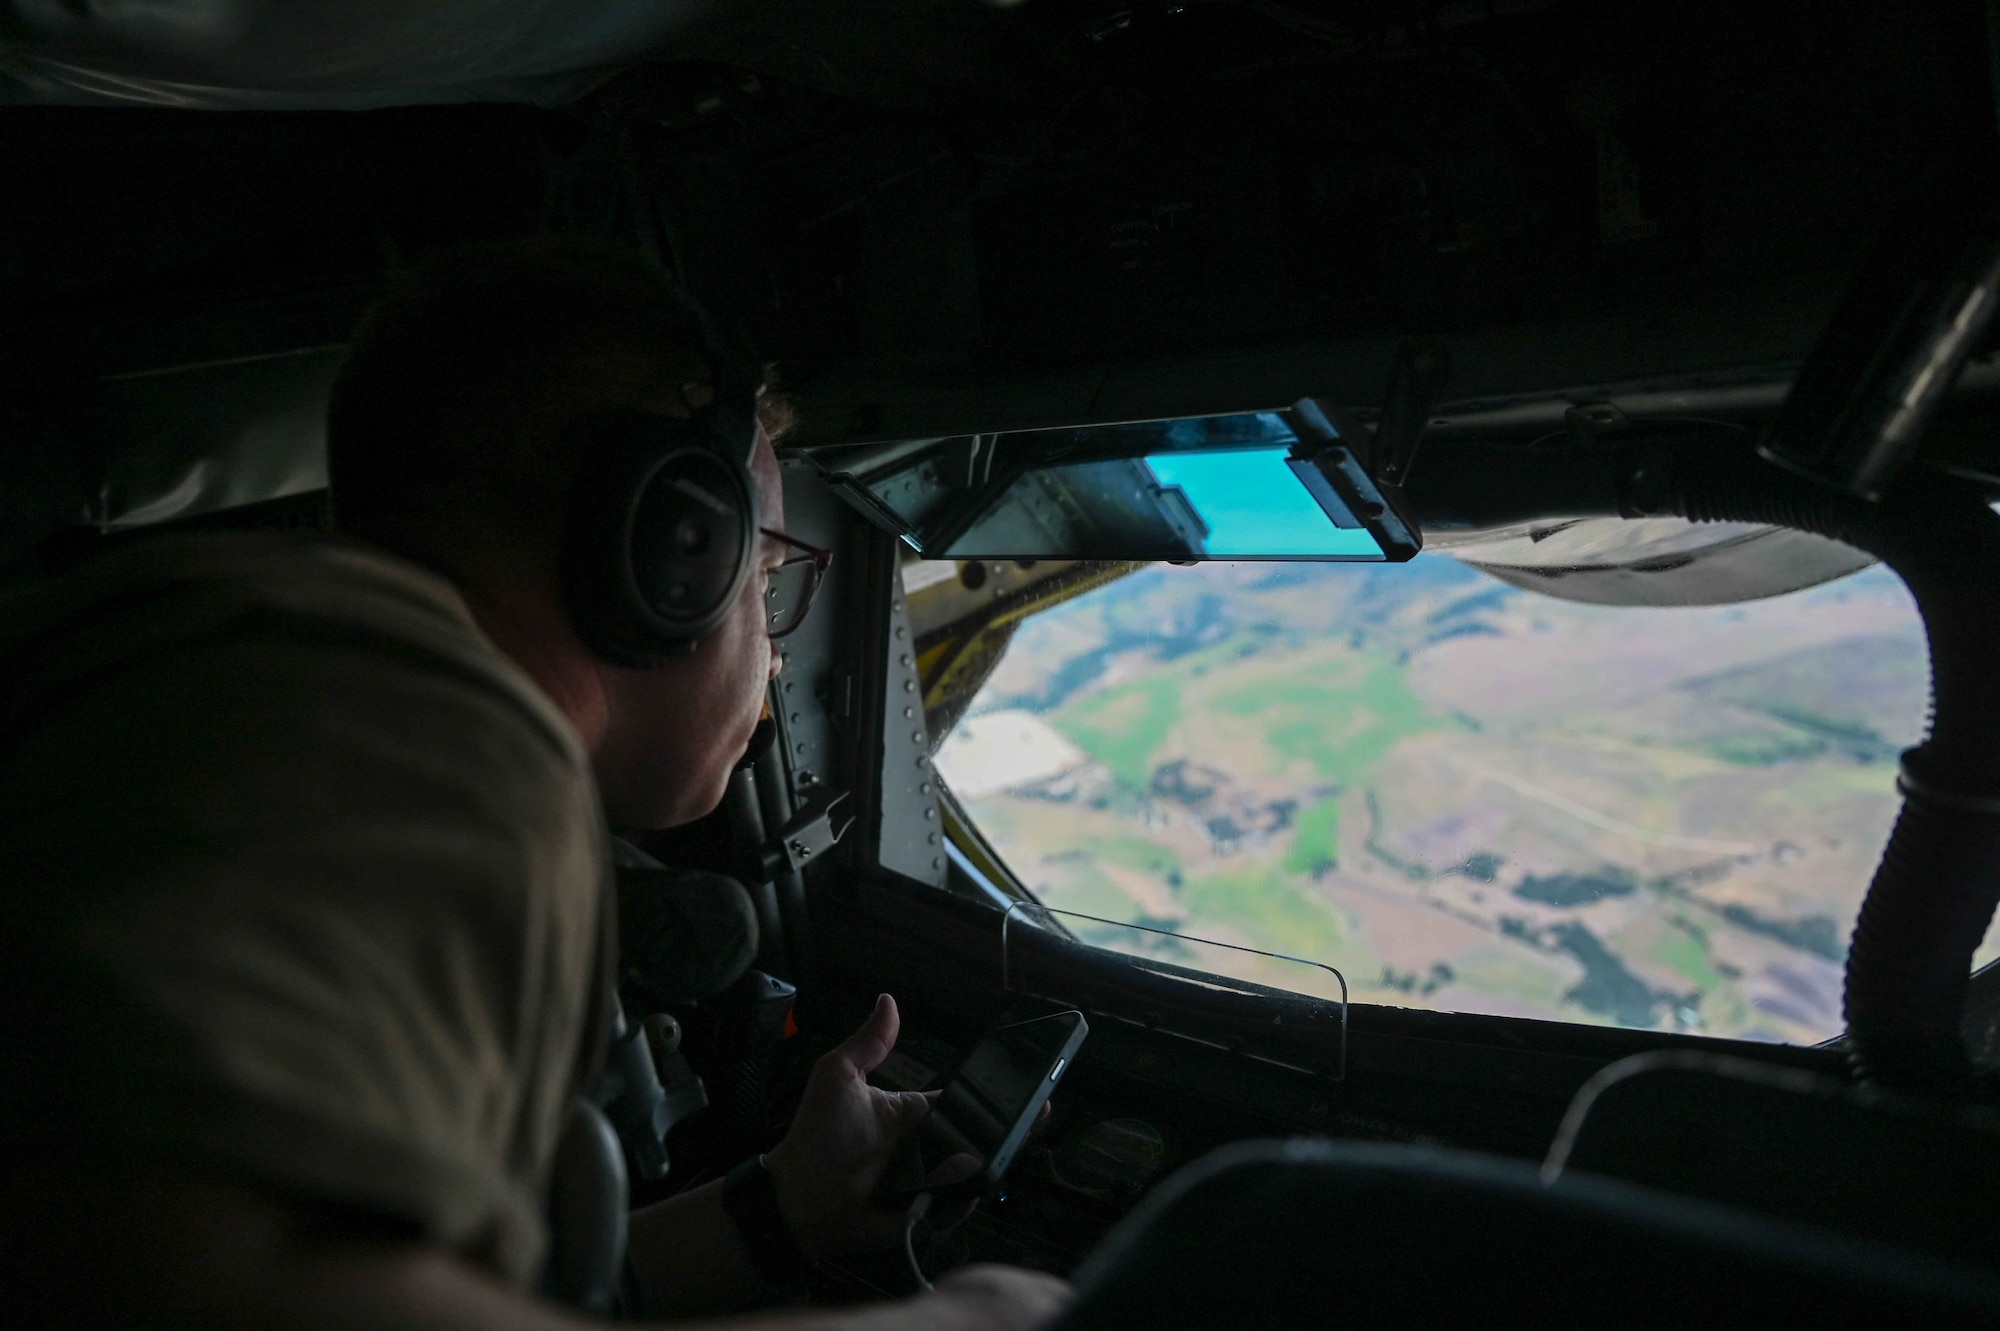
[1144,447,1382,559]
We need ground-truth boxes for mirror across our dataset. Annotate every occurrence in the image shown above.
[825,406,1419,562]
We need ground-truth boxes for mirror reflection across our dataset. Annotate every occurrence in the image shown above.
[839,411,1390,562]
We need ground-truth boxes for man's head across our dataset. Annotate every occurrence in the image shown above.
[327,238,785,830]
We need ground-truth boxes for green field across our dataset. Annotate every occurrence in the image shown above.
[1057,677,1182,787]
[1054,635,1440,791]
[1283,799,1342,875]
[940,559,1941,1044]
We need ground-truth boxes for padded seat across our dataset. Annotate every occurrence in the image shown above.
[1546,1050,2000,1270]
[1052,1137,2000,1328]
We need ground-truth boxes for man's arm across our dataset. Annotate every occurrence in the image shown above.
[624,1176,767,1316]
[24,995,1068,1331]
[23,1156,1066,1331]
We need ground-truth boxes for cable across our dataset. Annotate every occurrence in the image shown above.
[903,1193,934,1293]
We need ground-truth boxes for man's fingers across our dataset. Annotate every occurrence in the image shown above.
[932,1265,1075,1324]
[924,1152,983,1188]
[830,993,900,1076]
[917,1151,984,1234]
[927,1194,980,1234]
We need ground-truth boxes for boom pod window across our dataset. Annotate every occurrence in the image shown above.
[928,554,1968,1045]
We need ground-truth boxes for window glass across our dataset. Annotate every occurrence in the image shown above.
[935,557,1967,1044]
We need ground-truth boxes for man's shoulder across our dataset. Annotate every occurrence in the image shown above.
[12,529,471,643]
[0,531,612,1286]
[1,530,578,760]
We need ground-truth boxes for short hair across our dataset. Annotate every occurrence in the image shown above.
[326,237,713,570]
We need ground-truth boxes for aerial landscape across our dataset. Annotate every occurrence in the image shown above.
[932,553,1972,1045]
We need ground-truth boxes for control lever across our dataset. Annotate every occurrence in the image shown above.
[593,1007,714,1184]
[645,1012,710,1143]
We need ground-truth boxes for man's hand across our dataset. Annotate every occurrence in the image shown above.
[905,1265,1073,1331]
[764,994,938,1262]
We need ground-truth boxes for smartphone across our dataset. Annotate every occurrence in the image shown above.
[878,1010,1089,1207]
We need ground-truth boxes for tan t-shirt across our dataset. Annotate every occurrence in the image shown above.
[0,532,612,1285]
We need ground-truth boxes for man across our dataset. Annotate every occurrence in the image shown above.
[0,239,1067,1329]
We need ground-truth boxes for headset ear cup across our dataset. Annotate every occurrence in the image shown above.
[561,414,758,668]
[562,440,675,670]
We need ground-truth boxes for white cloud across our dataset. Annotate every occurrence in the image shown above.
[935,709,1088,800]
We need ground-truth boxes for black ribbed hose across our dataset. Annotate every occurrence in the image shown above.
[1638,449,2000,1094]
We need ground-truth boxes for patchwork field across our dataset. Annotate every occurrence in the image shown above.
[934,555,1963,1044]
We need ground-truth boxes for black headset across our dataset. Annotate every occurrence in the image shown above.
[560,405,761,669]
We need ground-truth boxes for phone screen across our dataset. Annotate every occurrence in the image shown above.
[913,1012,1085,1192]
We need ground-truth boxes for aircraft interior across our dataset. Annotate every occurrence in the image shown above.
[9,0,2000,1321]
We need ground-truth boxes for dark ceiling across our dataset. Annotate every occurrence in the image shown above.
[1,1,1994,558]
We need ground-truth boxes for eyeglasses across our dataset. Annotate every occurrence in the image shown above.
[761,527,833,639]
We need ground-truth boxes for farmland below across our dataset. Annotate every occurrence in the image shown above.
[934,554,1975,1043]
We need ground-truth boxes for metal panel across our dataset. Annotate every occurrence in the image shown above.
[770,459,945,921]
[874,565,947,887]
[768,460,851,803]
